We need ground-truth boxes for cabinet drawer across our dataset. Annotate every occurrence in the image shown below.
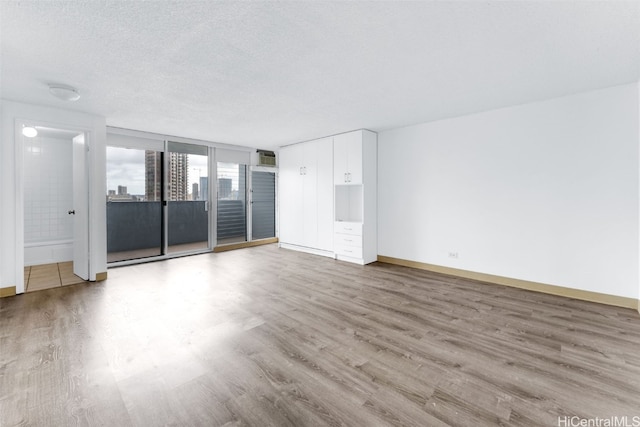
[334,244,363,258]
[334,222,362,236]
[334,234,362,247]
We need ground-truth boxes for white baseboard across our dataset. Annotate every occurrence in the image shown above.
[279,243,335,259]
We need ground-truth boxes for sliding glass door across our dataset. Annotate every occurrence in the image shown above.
[106,141,211,263]
[167,142,209,254]
[107,133,276,262]
[216,162,247,244]
[106,147,163,262]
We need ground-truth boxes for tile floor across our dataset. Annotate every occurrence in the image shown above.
[23,262,87,292]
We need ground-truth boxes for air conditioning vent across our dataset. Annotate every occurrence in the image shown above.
[257,150,276,167]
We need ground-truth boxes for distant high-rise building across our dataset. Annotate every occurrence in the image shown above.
[117,185,128,195]
[192,183,199,201]
[145,151,162,201]
[200,177,208,201]
[218,178,232,199]
[145,151,189,201]
[108,189,116,196]
[169,152,189,200]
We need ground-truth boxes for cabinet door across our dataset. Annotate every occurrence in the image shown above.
[278,144,304,245]
[333,133,350,184]
[333,131,362,184]
[315,137,334,251]
[346,133,363,184]
[301,141,318,248]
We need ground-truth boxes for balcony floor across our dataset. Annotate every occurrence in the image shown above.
[108,241,209,263]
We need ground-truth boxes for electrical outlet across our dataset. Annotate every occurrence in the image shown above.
[448,252,459,259]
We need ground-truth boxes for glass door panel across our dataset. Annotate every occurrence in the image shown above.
[106,147,162,262]
[217,162,247,244]
[166,142,209,254]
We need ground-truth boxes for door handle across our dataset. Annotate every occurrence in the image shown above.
[68,210,75,215]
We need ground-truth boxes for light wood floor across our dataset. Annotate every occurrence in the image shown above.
[2,244,639,426]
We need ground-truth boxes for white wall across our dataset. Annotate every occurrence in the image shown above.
[378,83,639,299]
[23,136,74,244]
[0,101,107,292]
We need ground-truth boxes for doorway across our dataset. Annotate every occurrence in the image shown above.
[251,170,276,240]
[20,125,89,292]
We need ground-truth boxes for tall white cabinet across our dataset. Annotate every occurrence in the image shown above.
[333,130,377,264]
[278,129,376,264]
[278,137,334,256]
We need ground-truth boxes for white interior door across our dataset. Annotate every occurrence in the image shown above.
[72,133,90,280]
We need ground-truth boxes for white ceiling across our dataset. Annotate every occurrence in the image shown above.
[1,1,639,150]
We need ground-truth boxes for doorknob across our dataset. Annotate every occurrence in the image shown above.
[68,210,75,215]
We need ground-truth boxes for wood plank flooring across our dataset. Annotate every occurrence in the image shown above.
[1,244,640,426]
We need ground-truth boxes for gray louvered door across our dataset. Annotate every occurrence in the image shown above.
[251,171,276,240]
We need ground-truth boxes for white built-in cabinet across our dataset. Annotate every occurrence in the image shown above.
[278,129,376,264]
[278,137,333,256]
[334,131,363,185]
[333,130,377,264]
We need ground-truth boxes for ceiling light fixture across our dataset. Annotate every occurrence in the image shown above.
[22,125,38,138]
[48,84,80,101]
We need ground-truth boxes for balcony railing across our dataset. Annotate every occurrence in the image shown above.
[107,200,247,261]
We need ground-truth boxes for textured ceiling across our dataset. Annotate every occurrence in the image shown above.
[1,1,639,149]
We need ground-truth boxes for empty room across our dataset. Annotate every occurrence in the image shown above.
[1,1,640,426]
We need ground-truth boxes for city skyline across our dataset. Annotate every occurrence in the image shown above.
[106,147,208,198]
